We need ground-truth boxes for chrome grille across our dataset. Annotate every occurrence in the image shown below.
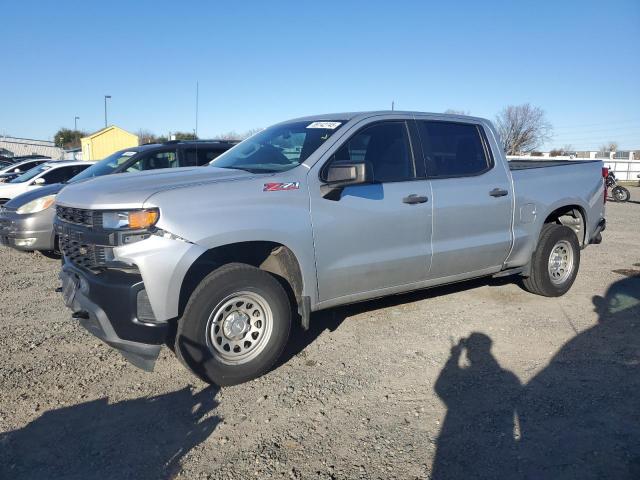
[56,206,102,228]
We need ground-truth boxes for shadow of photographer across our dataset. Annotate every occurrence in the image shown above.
[431,274,640,479]
[0,386,220,480]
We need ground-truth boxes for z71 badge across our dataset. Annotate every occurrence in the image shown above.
[263,182,300,192]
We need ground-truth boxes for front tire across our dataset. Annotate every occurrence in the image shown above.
[612,185,630,202]
[522,224,580,297]
[175,263,292,386]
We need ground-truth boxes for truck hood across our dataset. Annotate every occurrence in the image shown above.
[56,167,261,209]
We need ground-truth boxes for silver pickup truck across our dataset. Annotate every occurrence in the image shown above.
[55,111,606,386]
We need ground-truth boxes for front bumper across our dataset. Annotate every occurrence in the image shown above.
[0,208,56,251]
[60,262,169,371]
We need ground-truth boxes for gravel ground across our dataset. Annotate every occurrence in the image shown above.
[1,189,639,480]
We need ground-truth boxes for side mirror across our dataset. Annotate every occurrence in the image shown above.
[324,162,370,186]
[321,162,371,199]
[34,178,45,185]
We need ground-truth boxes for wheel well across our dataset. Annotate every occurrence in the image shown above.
[544,205,586,246]
[178,241,303,319]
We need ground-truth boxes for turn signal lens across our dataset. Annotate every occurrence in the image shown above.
[128,209,159,229]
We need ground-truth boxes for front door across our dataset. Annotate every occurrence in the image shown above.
[310,120,433,303]
[414,120,513,279]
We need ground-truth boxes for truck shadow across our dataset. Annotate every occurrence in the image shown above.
[430,274,640,479]
[278,276,513,368]
[0,386,220,480]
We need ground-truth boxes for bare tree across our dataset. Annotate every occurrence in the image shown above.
[495,104,552,155]
[599,141,618,152]
[215,128,262,141]
[137,129,157,144]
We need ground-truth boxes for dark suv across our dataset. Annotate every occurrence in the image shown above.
[0,140,237,253]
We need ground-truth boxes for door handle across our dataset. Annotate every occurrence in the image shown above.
[403,194,428,204]
[489,188,509,197]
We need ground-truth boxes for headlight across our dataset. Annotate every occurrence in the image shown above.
[16,194,56,214]
[102,208,159,230]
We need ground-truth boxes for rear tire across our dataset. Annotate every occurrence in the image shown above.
[522,224,580,297]
[612,186,630,202]
[175,263,292,386]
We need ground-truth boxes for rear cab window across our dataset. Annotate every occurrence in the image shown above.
[415,121,492,178]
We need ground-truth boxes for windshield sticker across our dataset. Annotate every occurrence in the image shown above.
[122,151,136,156]
[307,121,341,130]
[263,182,300,192]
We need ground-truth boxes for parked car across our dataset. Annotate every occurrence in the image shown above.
[0,140,236,253]
[0,158,52,183]
[54,111,606,386]
[0,161,92,206]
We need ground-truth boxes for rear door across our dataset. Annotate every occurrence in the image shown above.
[310,120,433,302]
[414,120,512,279]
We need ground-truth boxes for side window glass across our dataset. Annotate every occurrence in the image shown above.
[182,149,199,167]
[417,122,490,177]
[125,150,177,172]
[331,122,414,183]
[182,148,225,167]
[41,166,74,184]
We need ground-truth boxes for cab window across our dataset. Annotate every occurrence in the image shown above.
[328,122,415,183]
[182,147,226,167]
[125,150,178,172]
[416,121,491,177]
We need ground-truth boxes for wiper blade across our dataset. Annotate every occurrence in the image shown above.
[220,166,274,174]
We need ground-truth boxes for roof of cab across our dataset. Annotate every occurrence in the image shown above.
[282,110,489,125]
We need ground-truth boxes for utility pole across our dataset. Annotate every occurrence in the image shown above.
[104,95,111,128]
[74,116,79,131]
[195,81,199,139]
[391,100,395,111]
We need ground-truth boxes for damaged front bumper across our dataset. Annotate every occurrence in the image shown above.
[60,263,168,371]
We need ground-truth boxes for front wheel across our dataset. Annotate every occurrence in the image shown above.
[175,263,292,386]
[522,224,580,297]
[612,185,630,202]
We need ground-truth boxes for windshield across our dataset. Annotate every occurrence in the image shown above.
[68,150,139,182]
[10,164,51,183]
[210,120,345,173]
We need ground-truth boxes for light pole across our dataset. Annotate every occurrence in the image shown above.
[74,116,79,131]
[104,95,111,127]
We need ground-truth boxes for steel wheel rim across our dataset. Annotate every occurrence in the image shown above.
[547,240,574,285]
[206,291,273,365]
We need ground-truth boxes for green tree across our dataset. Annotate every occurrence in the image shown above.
[172,131,198,141]
[53,128,87,149]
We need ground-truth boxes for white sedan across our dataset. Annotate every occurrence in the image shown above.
[0,161,94,205]
[0,157,52,182]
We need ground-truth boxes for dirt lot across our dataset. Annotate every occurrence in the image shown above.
[1,190,639,480]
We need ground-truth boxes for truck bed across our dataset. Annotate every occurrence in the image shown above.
[509,159,601,171]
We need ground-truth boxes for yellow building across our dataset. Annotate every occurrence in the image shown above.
[80,125,139,160]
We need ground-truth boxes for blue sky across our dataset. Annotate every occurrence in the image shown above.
[1,0,639,150]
